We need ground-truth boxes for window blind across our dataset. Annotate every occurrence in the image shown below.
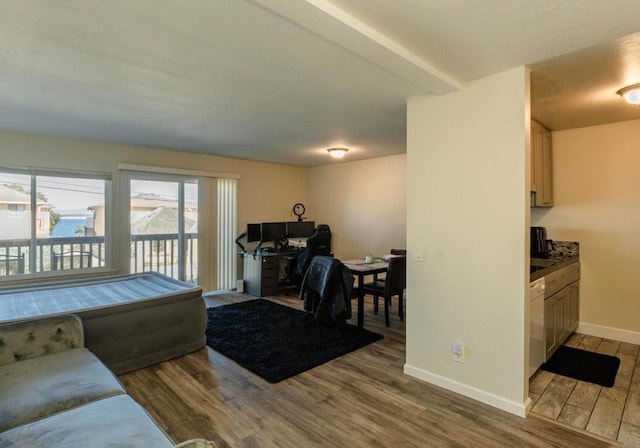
[216,178,238,290]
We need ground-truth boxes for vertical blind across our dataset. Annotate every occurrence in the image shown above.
[216,178,238,290]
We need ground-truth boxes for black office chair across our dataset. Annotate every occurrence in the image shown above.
[287,224,332,289]
[363,255,406,326]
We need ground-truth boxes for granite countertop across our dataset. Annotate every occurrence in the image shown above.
[529,240,580,282]
[530,255,579,282]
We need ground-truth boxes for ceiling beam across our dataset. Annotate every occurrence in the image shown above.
[248,0,462,95]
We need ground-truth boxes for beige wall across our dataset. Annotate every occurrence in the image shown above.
[532,119,640,343]
[0,129,308,226]
[406,67,530,416]
[0,129,308,278]
[1,130,408,286]
[308,154,406,260]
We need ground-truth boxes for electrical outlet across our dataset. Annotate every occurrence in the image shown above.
[452,343,465,363]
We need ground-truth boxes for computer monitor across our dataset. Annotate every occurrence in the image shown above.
[261,222,287,243]
[287,221,315,238]
[247,223,261,243]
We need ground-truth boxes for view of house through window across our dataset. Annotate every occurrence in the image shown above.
[0,170,108,277]
[129,178,198,284]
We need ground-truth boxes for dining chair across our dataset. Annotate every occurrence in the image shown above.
[363,255,406,326]
[372,248,407,309]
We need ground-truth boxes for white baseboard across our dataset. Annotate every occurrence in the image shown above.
[403,363,529,417]
[577,322,640,345]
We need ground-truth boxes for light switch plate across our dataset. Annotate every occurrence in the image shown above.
[414,246,424,262]
[452,343,465,363]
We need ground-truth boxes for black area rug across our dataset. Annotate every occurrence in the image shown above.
[205,299,383,383]
[541,346,620,387]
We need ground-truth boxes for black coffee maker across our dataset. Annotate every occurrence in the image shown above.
[530,227,549,258]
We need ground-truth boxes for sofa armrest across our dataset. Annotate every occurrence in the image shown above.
[174,439,218,448]
[0,314,84,366]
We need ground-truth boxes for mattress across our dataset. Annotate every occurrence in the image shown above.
[0,272,201,321]
[0,272,207,374]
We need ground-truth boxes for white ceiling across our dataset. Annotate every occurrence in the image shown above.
[531,32,640,130]
[0,0,639,167]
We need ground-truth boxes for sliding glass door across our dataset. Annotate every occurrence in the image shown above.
[121,167,238,292]
[128,176,198,283]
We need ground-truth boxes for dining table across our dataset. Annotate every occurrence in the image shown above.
[342,258,388,327]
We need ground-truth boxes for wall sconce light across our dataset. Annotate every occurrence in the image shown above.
[327,147,349,158]
[616,84,640,105]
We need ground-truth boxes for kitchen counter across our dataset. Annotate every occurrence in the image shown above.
[530,255,579,281]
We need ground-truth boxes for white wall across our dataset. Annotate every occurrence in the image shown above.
[406,67,530,416]
[532,119,640,343]
[308,154,406,260]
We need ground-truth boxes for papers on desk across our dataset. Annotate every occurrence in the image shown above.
[287,238,308,249]
[381,254,402,262]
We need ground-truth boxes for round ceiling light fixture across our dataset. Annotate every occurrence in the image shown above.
[327,147,349,158]
[616,83,640,105]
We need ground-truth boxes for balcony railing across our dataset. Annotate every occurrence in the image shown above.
[130,232,197,283]
[0,233,197,283]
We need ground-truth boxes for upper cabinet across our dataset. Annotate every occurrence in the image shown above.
[531,120,553,207]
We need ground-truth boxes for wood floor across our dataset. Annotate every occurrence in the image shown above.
[119,292,618,448]
[530,333,640,446]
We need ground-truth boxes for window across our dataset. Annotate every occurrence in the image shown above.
[8,204,25,212]
[0,169,111,278]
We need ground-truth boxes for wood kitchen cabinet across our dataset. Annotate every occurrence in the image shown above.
[566,281,579,334]
[544,262,580,361]
[531,120,553,207]
[545,288,567,360]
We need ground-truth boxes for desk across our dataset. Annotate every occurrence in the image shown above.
[242,250,298,297]
[342,259,388,327]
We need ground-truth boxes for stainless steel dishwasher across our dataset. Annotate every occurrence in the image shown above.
[529,276,546,377]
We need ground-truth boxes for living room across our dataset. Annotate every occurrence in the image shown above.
[2,1,640,447]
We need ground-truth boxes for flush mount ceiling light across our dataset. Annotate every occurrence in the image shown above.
[327,147,349,158]
[616,83,640,105]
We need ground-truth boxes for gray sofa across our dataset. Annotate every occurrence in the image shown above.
[0,314,215,448]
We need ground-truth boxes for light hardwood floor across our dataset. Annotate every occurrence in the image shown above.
[530,333,640,446]
[119,292,618,448]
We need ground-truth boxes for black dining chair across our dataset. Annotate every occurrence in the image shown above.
[372,248,407,306]
[362,255,406,326]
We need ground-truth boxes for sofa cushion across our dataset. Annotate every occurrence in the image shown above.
[0,314,84,366]
[0,347,125,432]
[0,395,174,447]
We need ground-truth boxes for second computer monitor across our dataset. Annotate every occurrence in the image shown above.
[287,221,315,238]
[261,222,287,243]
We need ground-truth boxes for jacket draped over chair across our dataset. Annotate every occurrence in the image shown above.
[299,256,354,324]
